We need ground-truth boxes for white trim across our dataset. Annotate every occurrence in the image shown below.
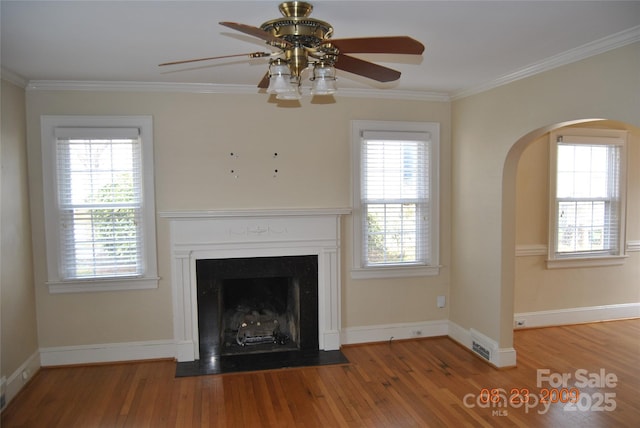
[39,340,176,367]
[164,210,346,361]
[517,241,640,255]
[350,265,440,279]
[492,347,518,368]
[27,81,259,94]
[515,244,547,257]
[514,303,640,329]
[19,26,640,103]
[25,80,450,102]
[447,321,517,368]
[341,320,448,345]
[451,25,640,100]
[1,67,28,88]
[627,240,640,252]
[47,276,160,293]
[2,351,41,410]
[160,208,351,219]
[342,320,516,368]
[546,255,628,269]
[338,88,449,102]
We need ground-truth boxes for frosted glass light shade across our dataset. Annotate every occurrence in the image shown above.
[310,63,337,95]
[276,78,302,100]
[267,61,293,95]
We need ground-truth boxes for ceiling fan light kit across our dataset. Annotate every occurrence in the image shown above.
[310,61,337,96]
[160,1,425,103]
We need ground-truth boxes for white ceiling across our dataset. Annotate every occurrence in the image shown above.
[2,1,639,98]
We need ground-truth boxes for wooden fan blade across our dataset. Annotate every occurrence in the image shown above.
[220,21,292,48]
[159,52,271,67]
[328,36,424,55]
[334,54,401,82]
[257,72,270,89]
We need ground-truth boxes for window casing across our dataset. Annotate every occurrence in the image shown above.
[351,121,439,279]
[41,116,158,292]
[548,128,628,268]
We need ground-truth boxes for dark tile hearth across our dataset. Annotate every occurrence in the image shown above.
[175,350,349,377]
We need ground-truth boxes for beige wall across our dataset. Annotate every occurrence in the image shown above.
[1,80,39,377]
[451,42,640,348]
[13,42,640,360]
[515,122,640,313]
[25,93,451,347]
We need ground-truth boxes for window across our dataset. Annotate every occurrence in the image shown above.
[41,116,158,292]
[548,128,628,268]
[351,121,439,278]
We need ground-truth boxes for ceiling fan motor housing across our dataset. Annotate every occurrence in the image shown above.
[260,1,334,48]
[159,1,424,91]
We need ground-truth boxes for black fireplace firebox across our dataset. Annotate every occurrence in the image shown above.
[196,255,319,357]
[175,254,348,377]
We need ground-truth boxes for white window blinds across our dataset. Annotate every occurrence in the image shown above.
[361,131,430,266]
[54,127,144,279]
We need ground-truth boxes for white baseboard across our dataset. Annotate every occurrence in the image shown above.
[341,319,516,368]
[175,340,196,362]
[18,304,635,382]
[40,339,176,367]
[322,330,342,351]
[2,350,41,410]
[448,321,517,368]
[514,302,640,329]
[341,319,448,345]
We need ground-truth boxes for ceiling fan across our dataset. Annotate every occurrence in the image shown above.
[159,1,425,100]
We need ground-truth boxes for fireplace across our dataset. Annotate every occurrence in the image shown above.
[196,255,318,358]
[161,208,349,372]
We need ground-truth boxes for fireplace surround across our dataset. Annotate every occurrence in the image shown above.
[161,208,349,363]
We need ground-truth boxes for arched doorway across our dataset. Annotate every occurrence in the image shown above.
[502,119,640,362]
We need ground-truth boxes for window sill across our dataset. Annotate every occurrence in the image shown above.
[351,265,440,279]
[546,255,628,269]
[47,276,160,294]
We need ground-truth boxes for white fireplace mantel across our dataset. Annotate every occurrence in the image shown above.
[160,208,350,362]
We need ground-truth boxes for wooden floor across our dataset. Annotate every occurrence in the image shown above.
[2,319,639,427]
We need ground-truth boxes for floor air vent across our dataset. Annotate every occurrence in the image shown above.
[472,340,491,361]
[470,328,495,362]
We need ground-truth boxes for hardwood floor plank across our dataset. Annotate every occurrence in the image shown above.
[2,319,639,427]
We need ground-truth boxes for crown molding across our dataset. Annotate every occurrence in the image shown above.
[339,87,450,102]
[451,25,640,101]
[20,25,639,103]
[25,80,259,94]
[25,79,450,102]
[1,67,28,88]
